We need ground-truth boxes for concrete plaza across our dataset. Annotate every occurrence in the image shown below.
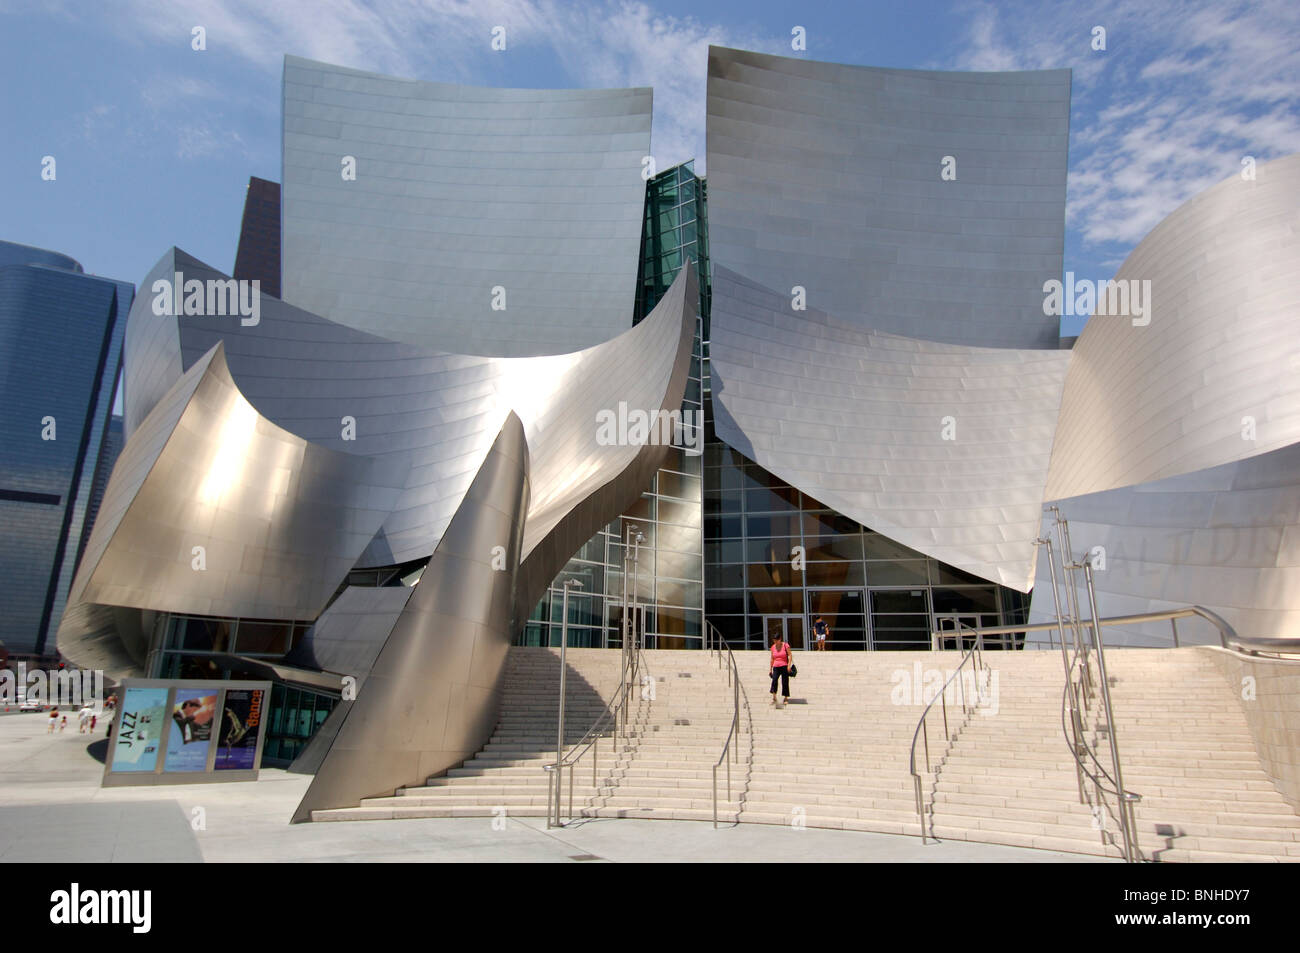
[0,712,1110,863]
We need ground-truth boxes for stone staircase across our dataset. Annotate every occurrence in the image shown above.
[925,649,1300,861]
[311,644,1300,862]
[312,647,749,823]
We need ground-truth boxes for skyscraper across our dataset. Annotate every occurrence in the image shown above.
[0,240,133,658]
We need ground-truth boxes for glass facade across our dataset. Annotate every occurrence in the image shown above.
[261,683,338,765]
[151,614,314,678]
[701,429,1029,651]
[522,162,709,650]
[0,244,132,658]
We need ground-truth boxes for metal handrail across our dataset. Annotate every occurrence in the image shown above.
[909,619,991,843]
[928,605,1240,651]
[1041,511,1142,861]
[544,637,647,827]
[706,620,745,828]
[1058,674,1140,856]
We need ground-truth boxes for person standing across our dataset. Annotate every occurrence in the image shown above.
[812,615,830,651]
[78,705,92,733]
[48,708,58,733]
[770,633,792,708]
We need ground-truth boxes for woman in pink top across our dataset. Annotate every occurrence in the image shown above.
[769,634,791,707]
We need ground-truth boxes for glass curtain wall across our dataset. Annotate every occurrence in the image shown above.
[701,428,1030,651]
[520,161,709,650]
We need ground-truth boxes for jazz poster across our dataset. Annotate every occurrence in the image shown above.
[110,686,170,772]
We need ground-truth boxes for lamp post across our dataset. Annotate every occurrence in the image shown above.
[553,577,584,827]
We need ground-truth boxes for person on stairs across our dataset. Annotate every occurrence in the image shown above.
[770,633,792,708]
[812,615,830,651]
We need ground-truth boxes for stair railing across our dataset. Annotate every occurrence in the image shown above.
[909,619,992,843]
[907,512,1243,861]
[544,624,648,828]
[705,619,747,828]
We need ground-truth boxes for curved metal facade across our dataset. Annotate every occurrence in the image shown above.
[120,248,695,569]
[706,46,1069,348]
[709,266,1070,592]
[59,257,698,683]
[58,343,410,678]
[292,413,530,821]
[1046,154,1300,500]
[1032,442,1300,646]
[280,56,652,357]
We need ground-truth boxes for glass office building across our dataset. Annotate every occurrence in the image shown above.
[0,241,133,658]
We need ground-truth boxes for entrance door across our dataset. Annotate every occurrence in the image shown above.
[868,588,932,651]
[762,614,805,650]
[932,612,1003,650]
[805,590,867,650]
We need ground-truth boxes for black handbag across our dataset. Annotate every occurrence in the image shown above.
[788,663,798,678]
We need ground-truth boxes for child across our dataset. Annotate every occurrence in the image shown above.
[48,708,58,733]
[59,715,67,732]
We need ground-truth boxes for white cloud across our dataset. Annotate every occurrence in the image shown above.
[87,0,774,173]
[945,0,1300,255]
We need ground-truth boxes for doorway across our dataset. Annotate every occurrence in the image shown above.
[761,614,805,650]
[932,612,1004,650]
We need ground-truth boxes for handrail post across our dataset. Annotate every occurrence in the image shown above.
[713,765,718,829]
[726,735,731,800]
[546,766,554,829]
[1040,534,1086,802]
[1082,561,1139,863]
[915,775,926,844]
[1059,516,1093,690]
[1170,617,1179,649]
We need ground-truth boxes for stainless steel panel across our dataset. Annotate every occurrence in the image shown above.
[706,46,1069,349]
[1047,154,1300,499]
[290,412,530,821]
[709,266,1069,592]
[280,56,651,357]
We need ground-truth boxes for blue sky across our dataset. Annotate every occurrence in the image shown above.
[2,0,1298,340]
